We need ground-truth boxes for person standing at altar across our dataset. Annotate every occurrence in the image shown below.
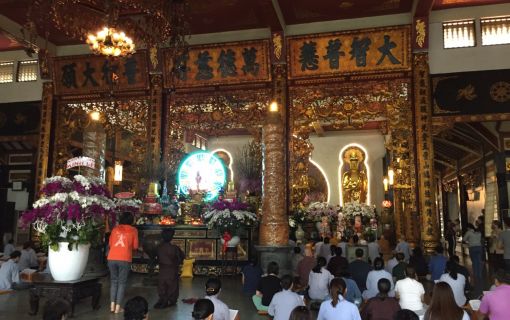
[155,228,184,309]
[107,211,139,314]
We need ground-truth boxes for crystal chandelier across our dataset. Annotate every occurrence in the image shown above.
[86,27,135,57]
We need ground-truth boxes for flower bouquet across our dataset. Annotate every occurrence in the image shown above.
[20,175,116,251]
[289,204,307,228]
[342,201,376,219]
[202,200,257,234]
[114,198,142,215]
[306,202,339,223]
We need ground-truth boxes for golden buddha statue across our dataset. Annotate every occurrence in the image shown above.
[342,152,368,203]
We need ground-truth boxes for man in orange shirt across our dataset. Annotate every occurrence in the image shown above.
[107,212,139,314]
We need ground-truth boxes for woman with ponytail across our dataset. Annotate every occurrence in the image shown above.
[204,278,230,320]
[438,261,466,307]
[317,278,361,320]
[308,257,334,300]
[192,299,214,320]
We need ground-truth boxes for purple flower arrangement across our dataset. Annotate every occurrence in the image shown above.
[20,175,117,250]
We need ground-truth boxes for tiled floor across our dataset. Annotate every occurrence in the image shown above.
[0,274,264,320]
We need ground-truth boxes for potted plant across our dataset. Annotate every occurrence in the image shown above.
[202,199,257,249]
[21,175,116,281]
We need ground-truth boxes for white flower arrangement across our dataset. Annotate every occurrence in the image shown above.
[202,208,257,234]
[342,201,376,218]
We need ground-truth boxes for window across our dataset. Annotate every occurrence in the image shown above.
[17,60,38,82]
[481,16,510,46]
[0,61,14,83]
[443,20,476,49]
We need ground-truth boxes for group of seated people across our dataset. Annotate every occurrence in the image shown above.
[240,235,510,320]
[0,240,41,291]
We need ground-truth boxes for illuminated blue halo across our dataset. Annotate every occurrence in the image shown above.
[177,151,227,201]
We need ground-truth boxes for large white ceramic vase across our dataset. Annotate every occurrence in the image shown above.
[48,242,91,281]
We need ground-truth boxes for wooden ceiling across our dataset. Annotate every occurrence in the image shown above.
[0,0,504,49]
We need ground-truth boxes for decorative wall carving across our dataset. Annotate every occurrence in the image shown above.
[35,82,54,191]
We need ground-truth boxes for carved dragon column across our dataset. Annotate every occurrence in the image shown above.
[35,82,54,191]
[414,53,440,253]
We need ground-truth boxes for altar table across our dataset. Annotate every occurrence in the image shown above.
[28,274,101,317]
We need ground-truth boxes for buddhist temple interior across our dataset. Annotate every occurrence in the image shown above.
[1,0,510,319]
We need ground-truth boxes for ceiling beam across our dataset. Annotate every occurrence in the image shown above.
[434,158,456,168]
[0,14,57,55]
[464,122,500,152]
[434,137,481,156]
[252,0,284,32]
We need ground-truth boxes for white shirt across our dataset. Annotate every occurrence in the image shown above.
[317,295,361,320]
[268,289,304,320]
[339,242,348,258]
[438,273,466,307]
[3,243,15,257]
[386,257,398,273]
[367,242,380,263]
[204,294,230,320]
[308,267,334,300]
[0,259,20,290]
[363,269,394,300]
[395,277,425,311]
[18,248,38,271]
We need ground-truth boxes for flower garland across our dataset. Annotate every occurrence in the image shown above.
[342,201,376,218]
[202,200,257,234]
[21,175,116,250]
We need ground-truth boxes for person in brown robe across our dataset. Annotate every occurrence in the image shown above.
[154,228,184,309]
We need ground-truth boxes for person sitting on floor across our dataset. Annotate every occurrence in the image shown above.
[3,239,15,257]
[289,305,312,320]
[339,271,362,305]
[124,296,149,320]
[394,309,419,320]
[291,246,304,276]
[297,246,316,289]
[394,265,425,316]
[348,248,372,292]
[42,298,71,320]
[204,278,230,320]
[408,247,428,280]
[438,261,466,307]
[252,261,281,313]
[363,257,394,300]
[192,299,215,320]
[0,251,21,291]
[423,282,469,320]
[317,277,361,320]
[268,275,304,320]
[395,236,411,262]
[392,252,408,282]
[367,235,381,265]
[450,255,472,292]
[385,253,399,274]
[308,257,334,301]
[428,245,447,281]
[18,241,38,271]
[327,246,348,277]
[241,257,263,296]
[361,278,401,320]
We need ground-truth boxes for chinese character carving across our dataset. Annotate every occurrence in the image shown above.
[241,47,260,76]
[61,63,77,88]
[195,51,213,80]
[299,41,319,71]
[82,62,98,87]
[174,53,190,81]
[376,35,401,65]
[217,49,237,78]
[123,57,138,84]
[349,37,371,67]
[102,60,119,85]
[323,39,345,70]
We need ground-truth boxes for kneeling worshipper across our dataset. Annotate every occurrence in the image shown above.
[268,275,304,320]
[0,251,21,291]
[204,278,230,320]
[363,258,394,300]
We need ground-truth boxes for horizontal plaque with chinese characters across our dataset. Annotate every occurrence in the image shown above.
[163,40,270,88]
[53,52,148,95]
[287,26,411,79]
